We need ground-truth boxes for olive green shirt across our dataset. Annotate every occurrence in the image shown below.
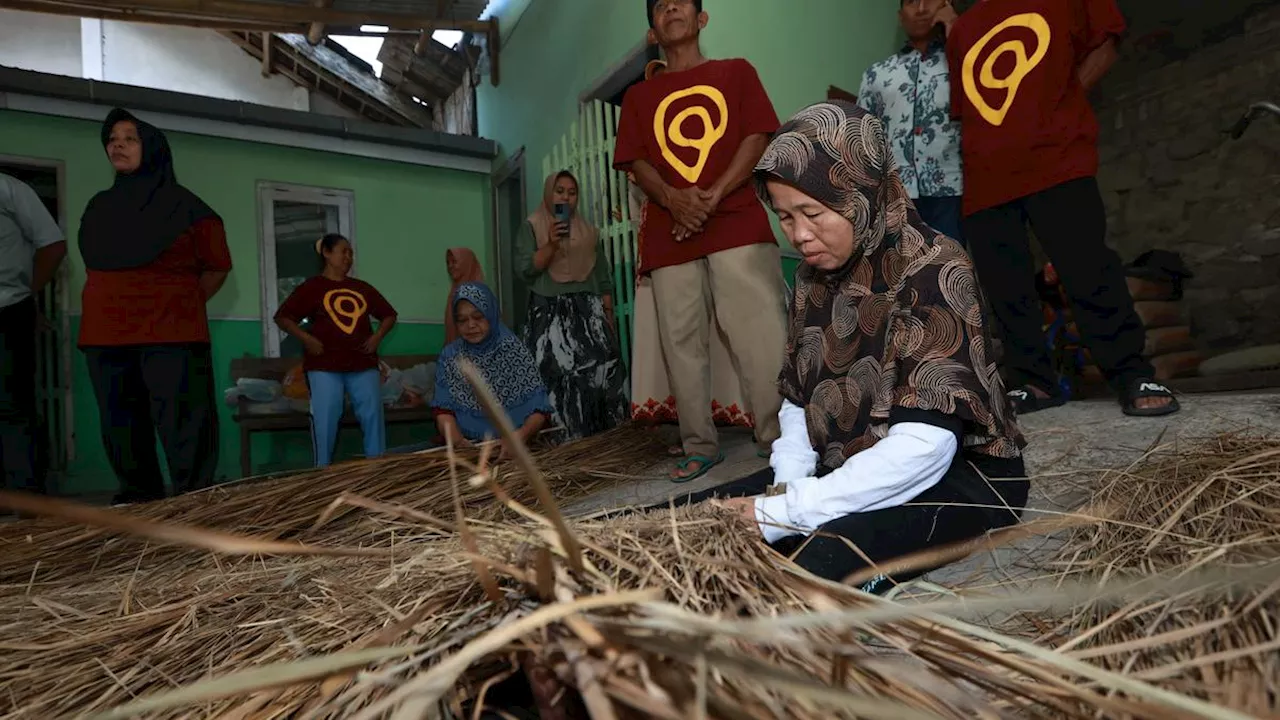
[515,220,613,298]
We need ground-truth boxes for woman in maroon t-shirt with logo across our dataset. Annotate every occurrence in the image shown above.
[274,234,397,467]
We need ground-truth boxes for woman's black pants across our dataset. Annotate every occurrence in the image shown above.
[655,454,1028,592]
[83,343,219,502]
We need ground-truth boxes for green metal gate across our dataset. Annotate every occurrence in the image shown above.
[541,100,640,366]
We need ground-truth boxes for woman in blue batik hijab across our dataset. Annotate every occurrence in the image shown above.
[432,282,553,455]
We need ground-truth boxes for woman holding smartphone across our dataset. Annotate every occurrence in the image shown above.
[515,170,628,440]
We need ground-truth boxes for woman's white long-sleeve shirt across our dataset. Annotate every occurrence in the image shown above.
[753,400,958,544]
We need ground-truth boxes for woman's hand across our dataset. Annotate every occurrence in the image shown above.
[360,335,382,354]
[303,336,325,356]
[714,496,762,536]
[553,220,570,242]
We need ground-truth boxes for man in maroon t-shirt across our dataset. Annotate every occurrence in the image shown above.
[615,0,788,480]
[942,0,1177,417]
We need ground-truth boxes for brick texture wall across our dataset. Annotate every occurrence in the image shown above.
[1094,5,1280,355]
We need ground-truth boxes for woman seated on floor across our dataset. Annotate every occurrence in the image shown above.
[713,101,1030,591]
[431,282,554,457]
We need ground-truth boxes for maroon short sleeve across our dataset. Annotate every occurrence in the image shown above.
[1078,0,1126,52]
[734,59,779,137]
[275,278,316,323]
[193,216,233,272]
[364,282,397,320]
[613,87,646,170]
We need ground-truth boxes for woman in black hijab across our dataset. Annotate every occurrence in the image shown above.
[78,108,232,504]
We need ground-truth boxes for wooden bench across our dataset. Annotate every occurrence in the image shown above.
[229,354,437,478]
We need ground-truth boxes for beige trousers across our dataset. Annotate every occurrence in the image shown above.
[650,242,788,458]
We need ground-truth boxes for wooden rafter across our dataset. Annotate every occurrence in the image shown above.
[304,0,330,45]
[0,0,492,33]
[220,30,433,128]
[487,17,500,87]
[413,0,452,56]
[260,29,272,75]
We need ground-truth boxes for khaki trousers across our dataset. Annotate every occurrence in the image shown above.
[650,242,787,458]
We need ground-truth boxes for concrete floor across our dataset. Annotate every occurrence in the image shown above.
[567,391,1280,587]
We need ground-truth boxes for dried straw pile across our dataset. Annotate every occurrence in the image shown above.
[1,390,1278,718]
[1034,433,1280,715]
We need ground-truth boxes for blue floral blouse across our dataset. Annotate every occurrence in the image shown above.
[856,39,963,200]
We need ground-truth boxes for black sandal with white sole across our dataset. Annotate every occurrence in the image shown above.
[1121,378,1181,417]
[1007,386,1067,415]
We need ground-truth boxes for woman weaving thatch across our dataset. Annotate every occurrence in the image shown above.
[713,101,1031,591]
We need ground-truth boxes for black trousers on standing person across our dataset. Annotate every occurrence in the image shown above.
[648,452,1028,592]
[961,176,1153,394]
[83,344,219,503]
[0,297,41,494]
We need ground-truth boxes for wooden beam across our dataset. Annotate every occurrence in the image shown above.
[305,0,330,45]
[486,18,500,87]
[413,0,455,56]
[0,0,493,32]
[0,0,287,31]
[260,31,273,76]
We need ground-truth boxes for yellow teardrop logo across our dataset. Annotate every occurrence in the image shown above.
[961,13,1052,127]
[653,85,729,184]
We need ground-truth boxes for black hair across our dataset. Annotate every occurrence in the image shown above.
[647,0,703,28]
[316,233,349,268]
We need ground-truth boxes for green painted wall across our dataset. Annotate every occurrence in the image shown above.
[477,0,903,214]
[0,109,491,494]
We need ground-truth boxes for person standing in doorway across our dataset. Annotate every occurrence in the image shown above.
[0,172,66,496]
[615,0,788,482]
[275,234,398,468]
[857,0,965,243]
[941,0,1179,417]
[79,108,231,504]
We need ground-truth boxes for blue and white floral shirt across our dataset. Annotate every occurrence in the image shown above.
[856,39,963,199]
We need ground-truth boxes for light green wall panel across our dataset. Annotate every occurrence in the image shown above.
[0,109,491,322]
[476,0,902,214]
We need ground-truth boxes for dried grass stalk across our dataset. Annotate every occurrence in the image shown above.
[1,404,1277,718]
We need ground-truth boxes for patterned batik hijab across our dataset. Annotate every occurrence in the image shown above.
[433,282,552,439]
[753,101,1024,470]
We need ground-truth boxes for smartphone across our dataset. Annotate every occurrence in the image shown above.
[553,203,571,223]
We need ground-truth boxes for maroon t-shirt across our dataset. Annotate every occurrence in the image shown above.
[614,58,780,274]
[275,276,396,373]
[946,0,1126,216]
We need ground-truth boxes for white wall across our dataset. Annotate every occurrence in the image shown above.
[101,21,308,111]
[0,9,82,77]
[309,91,360,119]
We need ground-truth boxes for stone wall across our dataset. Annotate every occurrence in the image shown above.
[1094,5,1280,355]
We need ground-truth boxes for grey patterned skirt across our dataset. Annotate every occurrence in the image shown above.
[522,291,629,440]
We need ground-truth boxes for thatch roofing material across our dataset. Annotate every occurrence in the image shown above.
[1,422,1278,717]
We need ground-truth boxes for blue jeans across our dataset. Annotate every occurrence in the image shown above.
[915,195,965,248]
[307,369,385,467]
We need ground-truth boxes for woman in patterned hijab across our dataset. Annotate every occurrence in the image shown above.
[432,282,554,457]
[711,101,1029,589]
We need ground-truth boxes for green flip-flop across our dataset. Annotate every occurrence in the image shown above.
[671,452,725,484]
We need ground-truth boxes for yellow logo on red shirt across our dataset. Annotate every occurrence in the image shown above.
[961,12,1052,127]
[654,85,728,183]
[323,288,367,335]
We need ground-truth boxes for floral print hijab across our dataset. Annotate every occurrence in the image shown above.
[754,101,1024,468]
